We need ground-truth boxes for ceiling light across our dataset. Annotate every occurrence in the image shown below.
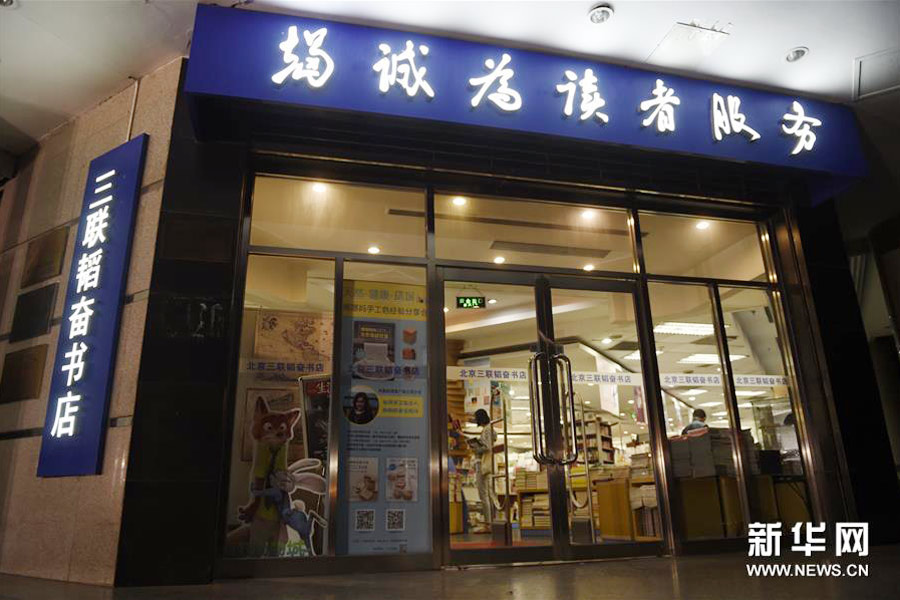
[452,196,467,206]
[622,350,662,360]
[0,0,16,8]
[588,3,615,24]
[738,402,754,408]
[679,353,746,364]
[493,256,506,264]
[367,245,381,254]
[653,322,717,336]
[600,337,613,345]
[683,389,708,396]
[587,383,594,387]
[487,298,497,305]
[581,209,596,220]
[696,220,711,230]
[627,400,635,405]
[735,390,766,397]
[688,396,696,401]
[623,430,629,435]
[700,401,723,407]
[443,307,449,313]
[312,182,327,193]
[585,400,591,404]
[583,264,595,271]
[786,46,809,63]
[712,411,728,417]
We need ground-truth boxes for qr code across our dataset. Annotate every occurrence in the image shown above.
[386,509,406,532]
[354,509,375,532]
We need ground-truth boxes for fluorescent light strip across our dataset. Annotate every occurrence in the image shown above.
[94,182,113,194]
[683,388,708,395]
[678,353,746,364]
[95,169,116,183]
[654,322,715,336]
[699,401,723,407]
[735,390,766,397]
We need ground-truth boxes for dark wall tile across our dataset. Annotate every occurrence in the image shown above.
[21,226,68,287]
[9,283,57,342]
[0,345,48,403]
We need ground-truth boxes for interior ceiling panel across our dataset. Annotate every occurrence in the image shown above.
[1,0,898,155]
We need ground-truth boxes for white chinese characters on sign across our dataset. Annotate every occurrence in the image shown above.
[782,100,822,155]
[272,26,335,88]
[711,93,761,142]
[50,168,116,439]
[640,79,681,132]
[469,53,522,112]
[373,40,435,98]
[556,68,609,123]
[50,391,81,438]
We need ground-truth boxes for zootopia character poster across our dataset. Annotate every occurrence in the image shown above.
[336,279,430,555]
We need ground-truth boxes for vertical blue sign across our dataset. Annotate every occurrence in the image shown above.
[37,135,148,477]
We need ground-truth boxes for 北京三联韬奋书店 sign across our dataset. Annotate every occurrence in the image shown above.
[37,135,148,477]
[185,4,865,178]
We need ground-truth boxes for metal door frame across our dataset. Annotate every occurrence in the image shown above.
[437,266,667,566]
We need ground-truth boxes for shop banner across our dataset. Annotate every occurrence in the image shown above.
[186,4,865,178]
[37,135,148,477]
[447,367,788,388]
[337,280,429,555]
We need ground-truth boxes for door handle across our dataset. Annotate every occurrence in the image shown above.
[553,353,579,466]
[527,352,553,465]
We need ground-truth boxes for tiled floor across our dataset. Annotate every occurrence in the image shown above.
[2,545,898,600]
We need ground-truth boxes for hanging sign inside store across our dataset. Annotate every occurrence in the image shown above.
[185,5,866,177]
[446,367,788,388]
[37,135,149,477]
[456,295,486,309]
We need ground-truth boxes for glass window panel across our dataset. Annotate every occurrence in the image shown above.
[648,282,744,540]
[549,289,663,545]
[719,287,812,527]
[337,263,430,555]
[435,193,635,272]
[444,281,550,549]
[640,212,766,281]
[226,255,335,559]
[251,176,425,257]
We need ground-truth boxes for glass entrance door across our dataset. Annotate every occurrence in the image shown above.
[441,268,666,563]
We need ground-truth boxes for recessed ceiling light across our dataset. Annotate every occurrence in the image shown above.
[493,256,506,264]
[600,337,613,345]
[581,209,596,220]
[696,220,711,230]
[588,3,615,24]
[367,245,381,254]
[487,298,497,304]
[627,400,635,405]
[688,396,696,401]
[443,307,449,313]
[583,264,595,271]
[585,400,591,404]
[736,390,766,397]
[683,389,708,396]
[622,350,663,360]
[700,401,723,407]
[786,46,809,63]
[623,430,629,435]
[312,182,327,193]
[452,196,467,206]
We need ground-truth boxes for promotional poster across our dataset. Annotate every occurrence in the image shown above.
[337,279,429,555]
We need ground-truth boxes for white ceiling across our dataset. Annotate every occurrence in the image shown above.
[2,0,898,155]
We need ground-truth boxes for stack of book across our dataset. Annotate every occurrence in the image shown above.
[531,493,551,528]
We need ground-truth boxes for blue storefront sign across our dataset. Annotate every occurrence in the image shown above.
[185,4,865,178]
[37,135,148,477]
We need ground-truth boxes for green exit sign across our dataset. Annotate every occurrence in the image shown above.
[456,296,486,309]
